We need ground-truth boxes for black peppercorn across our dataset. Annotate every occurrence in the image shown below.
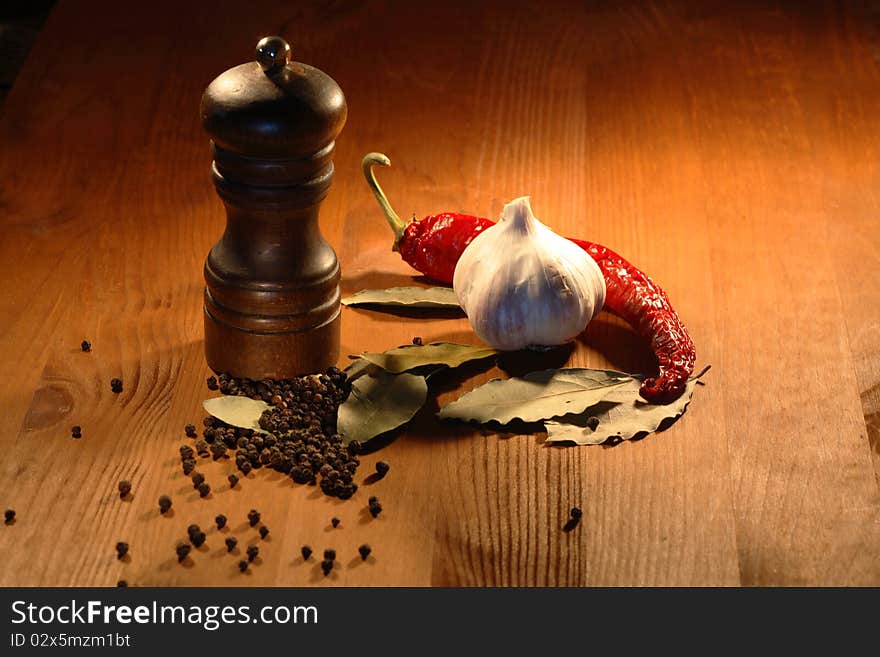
[185,424,197,438]
[570,507,583,521]
[247,509,260,527]
[215,514,227,530]
[207,376,218,391]
[158,495,172,514]
[71,425,82,439]
[225,537,238,552]
[115,541,129,559]
[110,378,123,393]
[81,340,91,352]
[4,509,15,524]
[116,580,127,587]
[198,482,211,498]
[321,560,333,576]
[259,526,269,539]
[118,480,132,499]
[238,560,249,573]
[412,336,423,346]
[358,544,371,561]
[176,542,191,562]
[331,517,340,528]
[181,459,196,475]
[190,530,206,548]
[191,472,205,488]
[227,473,239,488]
[563,507,583,532]
[187,523,200,536]
[323,548,336,561]
[301,545,312,561]
[375,461,390,478]
[368,497,382,518]
[246,545,259,562]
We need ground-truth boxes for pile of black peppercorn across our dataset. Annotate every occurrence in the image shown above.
[194,368,361,499]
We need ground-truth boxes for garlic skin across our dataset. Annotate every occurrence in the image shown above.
[453,196,606,350]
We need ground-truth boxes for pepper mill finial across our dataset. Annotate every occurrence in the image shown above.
[200,38,347,379]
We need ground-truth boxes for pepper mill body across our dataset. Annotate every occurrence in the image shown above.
[200,37,347,379]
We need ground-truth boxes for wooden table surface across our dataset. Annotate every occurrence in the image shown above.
[0,0,878,587]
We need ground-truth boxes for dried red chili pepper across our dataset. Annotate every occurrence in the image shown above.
[362,153,696,404]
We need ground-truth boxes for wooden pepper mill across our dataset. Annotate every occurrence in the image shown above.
[200,36,347,379]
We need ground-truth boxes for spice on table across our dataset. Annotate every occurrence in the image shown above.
[206,376,219,391]
[412,336,423,346]
[80,339,91,352]
[301,545,312,561]
[215,514,227,530]
[358,544,371,561]
[191,473,205,489]
[110,378,123,394]
[362,153,697,403]
[246,545,259,562]
[71,425,82,439]
[118,480,132,499]
[238,560,249,573]
[181,459,196,476]
[197,482,211,498]
[247,509,261,527]
[227,473,239,488]
[323,548,336,561]
[158,495,172,514]
[4,509,16,524]
[368,496,382,518]
[259,526,269,539]
[176,542,192,562]
[225,537,238,552]
[115,542,129,559]
[321,560,333,576]
[564,507,583,532]
[331,517,340,528]
[375,461,390,479]
[190,530,207,548]
[185,424,197,438]
[116,580,127,587]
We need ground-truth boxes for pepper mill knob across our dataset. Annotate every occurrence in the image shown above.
[200,37,347,379]
[256,36,291,73]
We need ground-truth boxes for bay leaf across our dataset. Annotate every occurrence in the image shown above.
[544,374,703,445]
[341,286,460,309]
[359,342,498,374]
[202,396,270,433]
[337,371,428,445]
[437,368,635,425]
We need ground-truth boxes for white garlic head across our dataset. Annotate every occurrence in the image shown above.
[453,196,606,350]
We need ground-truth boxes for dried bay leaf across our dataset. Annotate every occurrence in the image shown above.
[359,342,498,374]
[337,371,429,445]
[341,286,460,309]
[544,371,705,445]
[437,368,635,425]
[203,396,269,433]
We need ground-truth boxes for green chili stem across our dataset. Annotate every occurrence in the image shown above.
[362,152,407,251]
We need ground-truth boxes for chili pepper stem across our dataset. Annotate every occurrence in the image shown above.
[362,152,409,252]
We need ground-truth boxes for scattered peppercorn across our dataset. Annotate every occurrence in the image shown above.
[375,461,390,478]
[563,507,583,532]
[301,545,312,561]
[368,496,382,518]
[412,336,423,346]
[246,545,259,562]
[321,560,333,576]
[158,495,172,514]
[116,580,127,587]
[227,473,239,488]
[247,509,260,527]
[187,524,200,536]
[238,560,249,573]
[331,517,340,528]
[81,340,91,352]
[197,482,211,498]
[570,507,583,521]
[207,376,219,390]
[176,542,191,562]
[215,514,227,530]
[71,425,82,439]
[358,544,372,561]
[181,459,195,475]
[191,472,205,489]
[185,424,197,438]
[259,526,269,539]
[190,531,207,548]
[323,548,336,561]
[115,542,129,559]
[4,509,16,524]
[225,537,238,552]
[118,480,132,499]
[110,378,123,394]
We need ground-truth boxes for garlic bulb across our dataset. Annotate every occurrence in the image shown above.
[453,196,605,350]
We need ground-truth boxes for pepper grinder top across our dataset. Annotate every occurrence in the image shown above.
[199,37,347,380]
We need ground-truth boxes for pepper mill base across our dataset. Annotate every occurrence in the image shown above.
[204,307,340,380]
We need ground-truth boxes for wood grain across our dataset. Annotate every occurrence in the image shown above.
[0,0,877,587]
